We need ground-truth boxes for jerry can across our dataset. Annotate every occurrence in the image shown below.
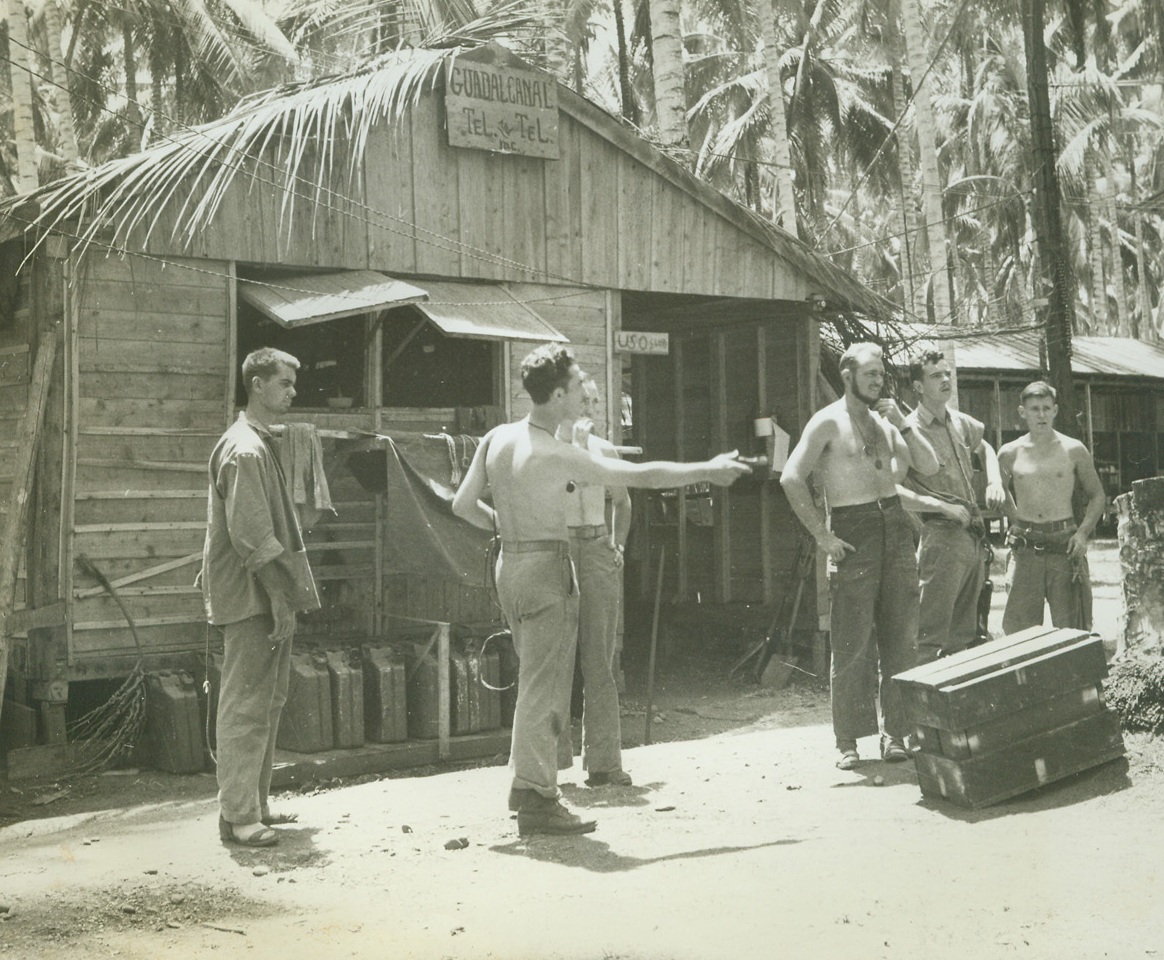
[278,650,334,753]
[405,641,441,740]
[326,648,365,749]
[142,670,205,773]
[362,645,408,743]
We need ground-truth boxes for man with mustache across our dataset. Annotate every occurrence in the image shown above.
[781,342,939,770]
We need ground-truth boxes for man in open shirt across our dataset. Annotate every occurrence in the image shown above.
[201,347,320,847]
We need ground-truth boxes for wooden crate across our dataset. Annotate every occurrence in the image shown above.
[914,710,1126,808]
[895,626,1126,807]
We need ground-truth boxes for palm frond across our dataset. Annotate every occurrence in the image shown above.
[12,47,459,255]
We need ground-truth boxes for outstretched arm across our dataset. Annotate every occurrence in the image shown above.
[562,444,749,489]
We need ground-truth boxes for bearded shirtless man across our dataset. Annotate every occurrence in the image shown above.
[998,382,1105,634]
[780,342,939,770]
[453,344,748,835]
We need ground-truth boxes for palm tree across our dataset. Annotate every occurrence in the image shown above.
[649,0,687,150]
[758,0,795,235]
[899,0,954,325]
[4,0,38,192]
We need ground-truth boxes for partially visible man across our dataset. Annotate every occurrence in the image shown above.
[901,349,1005,663]
[998,382,1105,634]
[453,344,747,836]
[780,342,939,770]
[201,347,320,847]
[555,376,633,787]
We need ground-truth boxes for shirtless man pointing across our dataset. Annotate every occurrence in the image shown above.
[780,342,939,769]
[998,381,1105,634]
[453,344,748,836]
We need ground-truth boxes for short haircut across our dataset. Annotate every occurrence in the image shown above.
[908,347,945,385]
[242,347,299,396]
[521,343,576,404]
[1020,381,1057,403]
[839,342,883,374]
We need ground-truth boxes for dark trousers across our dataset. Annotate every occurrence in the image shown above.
[829,499,920,742]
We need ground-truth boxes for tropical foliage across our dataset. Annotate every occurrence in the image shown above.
[2,0,1161,338]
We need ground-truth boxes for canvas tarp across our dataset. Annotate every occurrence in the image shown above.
[342,432,490,586]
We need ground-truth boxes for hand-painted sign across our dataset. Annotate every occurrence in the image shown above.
[445,60,559,159]
[615,331,670,355]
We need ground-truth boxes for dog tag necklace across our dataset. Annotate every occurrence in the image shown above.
[850,412,883,470]
[527,417,578,492]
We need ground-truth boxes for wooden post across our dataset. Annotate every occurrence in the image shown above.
[674,339,687,600]
[757,326,773,605]
[437,622,451,760]
[1115,477,1164,660]
[1,329,59,721]
[712,332,730,602]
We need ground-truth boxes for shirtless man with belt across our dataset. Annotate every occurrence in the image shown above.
[453,344,748,835]
[780,342,939,769]
[998,381,1105,634]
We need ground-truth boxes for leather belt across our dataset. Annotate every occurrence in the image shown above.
[1013,518,1075,533]
[501,540,571,556]
[568,524,607,540]
[832,495,901,517]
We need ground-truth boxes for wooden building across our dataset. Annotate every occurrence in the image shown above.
[0,45,885,750]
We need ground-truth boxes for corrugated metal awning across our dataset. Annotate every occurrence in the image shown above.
[239,272,566,343]
[239,270,428,327]
[895,324,1164,381]
[410,280,567,343]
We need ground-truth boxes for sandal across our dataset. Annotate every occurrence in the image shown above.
[219,815,279,847]
[261,811,299,826]
[835,748,860,771]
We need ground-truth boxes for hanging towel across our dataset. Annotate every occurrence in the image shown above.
[279,422,335,528]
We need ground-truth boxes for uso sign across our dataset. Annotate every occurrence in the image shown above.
[615,331,670,355]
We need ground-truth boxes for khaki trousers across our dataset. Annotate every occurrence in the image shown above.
[216,614,292,825]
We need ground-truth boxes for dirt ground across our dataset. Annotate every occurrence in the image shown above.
[2,538,1163,959]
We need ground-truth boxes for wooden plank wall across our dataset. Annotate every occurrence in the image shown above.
[764,319,819,627]
[144,103,810,304]
[0,241,33,614]
[65,248,390,672]
[505,285,610,424]
[68,254,231,666]
[723,327,763,602]
[625,317,813,609]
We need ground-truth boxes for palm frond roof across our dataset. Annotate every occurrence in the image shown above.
[2,43,894,322]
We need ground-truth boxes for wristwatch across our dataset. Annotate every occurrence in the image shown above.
[900,425,915,436]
